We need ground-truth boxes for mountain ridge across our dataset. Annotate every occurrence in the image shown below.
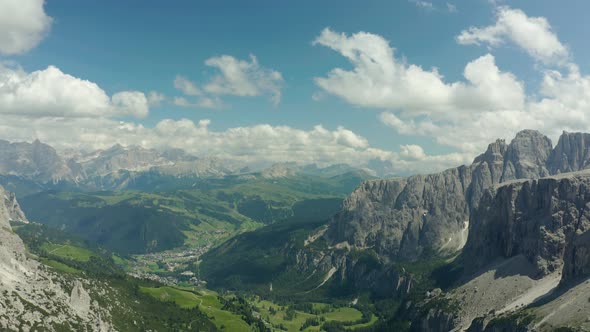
[325,129,563,263]
[0,139,377,194]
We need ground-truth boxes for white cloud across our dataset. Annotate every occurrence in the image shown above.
[315,24,590,163]
[173,96,192,107]
[456,7,568,65]
[204,54,284,105]
[400,144,427,160]
[0,64,149,118]
[111,91,149,118]
[446,3,457,13]
[0,115,387,167]
[0,0,52,55]
[173,96,223,109]
[174,75,201,96]
[174,55,283,108]
[313,28,524,119]
[410,1,457,13]
[412,1,434,10]
[147,91,166,106]
[0,109,470,175]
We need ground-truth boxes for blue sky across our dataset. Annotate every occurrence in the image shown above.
[1,0,590,174]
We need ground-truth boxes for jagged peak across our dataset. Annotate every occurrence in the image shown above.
[106,143,125,151]
[513,128,546,138]
[555,130,590,142]
[473,138,507,164]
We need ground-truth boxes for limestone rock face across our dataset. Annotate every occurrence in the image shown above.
[325,130,590,263]
[1,187,27,223]
[499,129,552,181]
[548,131,590,174]
[329,167,472,261]
[0,185,113,331]
[464,171,590,282]
[70,280,92,319]
[326,130,558,262]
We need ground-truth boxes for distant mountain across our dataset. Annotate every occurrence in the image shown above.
[75,143,182,176]
[0,139,82,183]
[0,139,376,195]
[301,163,376,178]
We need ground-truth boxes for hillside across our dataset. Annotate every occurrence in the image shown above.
[200,197,342,294]
[19,173,364,255]
[0,185,220,331]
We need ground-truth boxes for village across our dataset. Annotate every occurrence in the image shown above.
[127,246,210,286]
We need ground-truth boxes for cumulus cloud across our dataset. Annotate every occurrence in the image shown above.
[313,28,524,119]
[174,55,283,108]
[111,91,149,118]
[0,0,52,55]
[400,144,427,160]
[446,3,457,13]
[0,108,469,175]
[173,96,223,109]
[204,55,284,105]
[412,1,434,10]
[174,75,201,96]
[315,23,590,160]
[410,1,457,13]
[0,64,149,118]
[456,7,568,65]
[147,91,166,106]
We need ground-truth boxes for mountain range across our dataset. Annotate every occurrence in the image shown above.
[0,139,376,196]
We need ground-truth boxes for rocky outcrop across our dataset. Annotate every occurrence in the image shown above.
[499,130,552,181]
[70,280,92,319]
[326,129,557,262]
[548,131,590,174]
[1,187,27,223]
[329,166,472,261]
[464,171,590,282]
[0,185,113,330]
[416,171,590,331]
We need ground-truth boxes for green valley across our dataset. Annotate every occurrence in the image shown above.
[19,173,364,255]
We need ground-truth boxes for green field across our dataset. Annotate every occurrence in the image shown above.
[252,299,376,331]
[40,257,81,274]
[140,286,377,332]
[41,243,94,262]
[140,286,251,331]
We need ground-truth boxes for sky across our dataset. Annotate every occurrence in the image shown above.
[1,0,590,175]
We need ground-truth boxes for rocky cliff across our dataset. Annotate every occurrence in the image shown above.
[0,185,113,331]
[465,170,590,282]
[548,131,590,174]
[326,129,556,262]
[411,171,590,331]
